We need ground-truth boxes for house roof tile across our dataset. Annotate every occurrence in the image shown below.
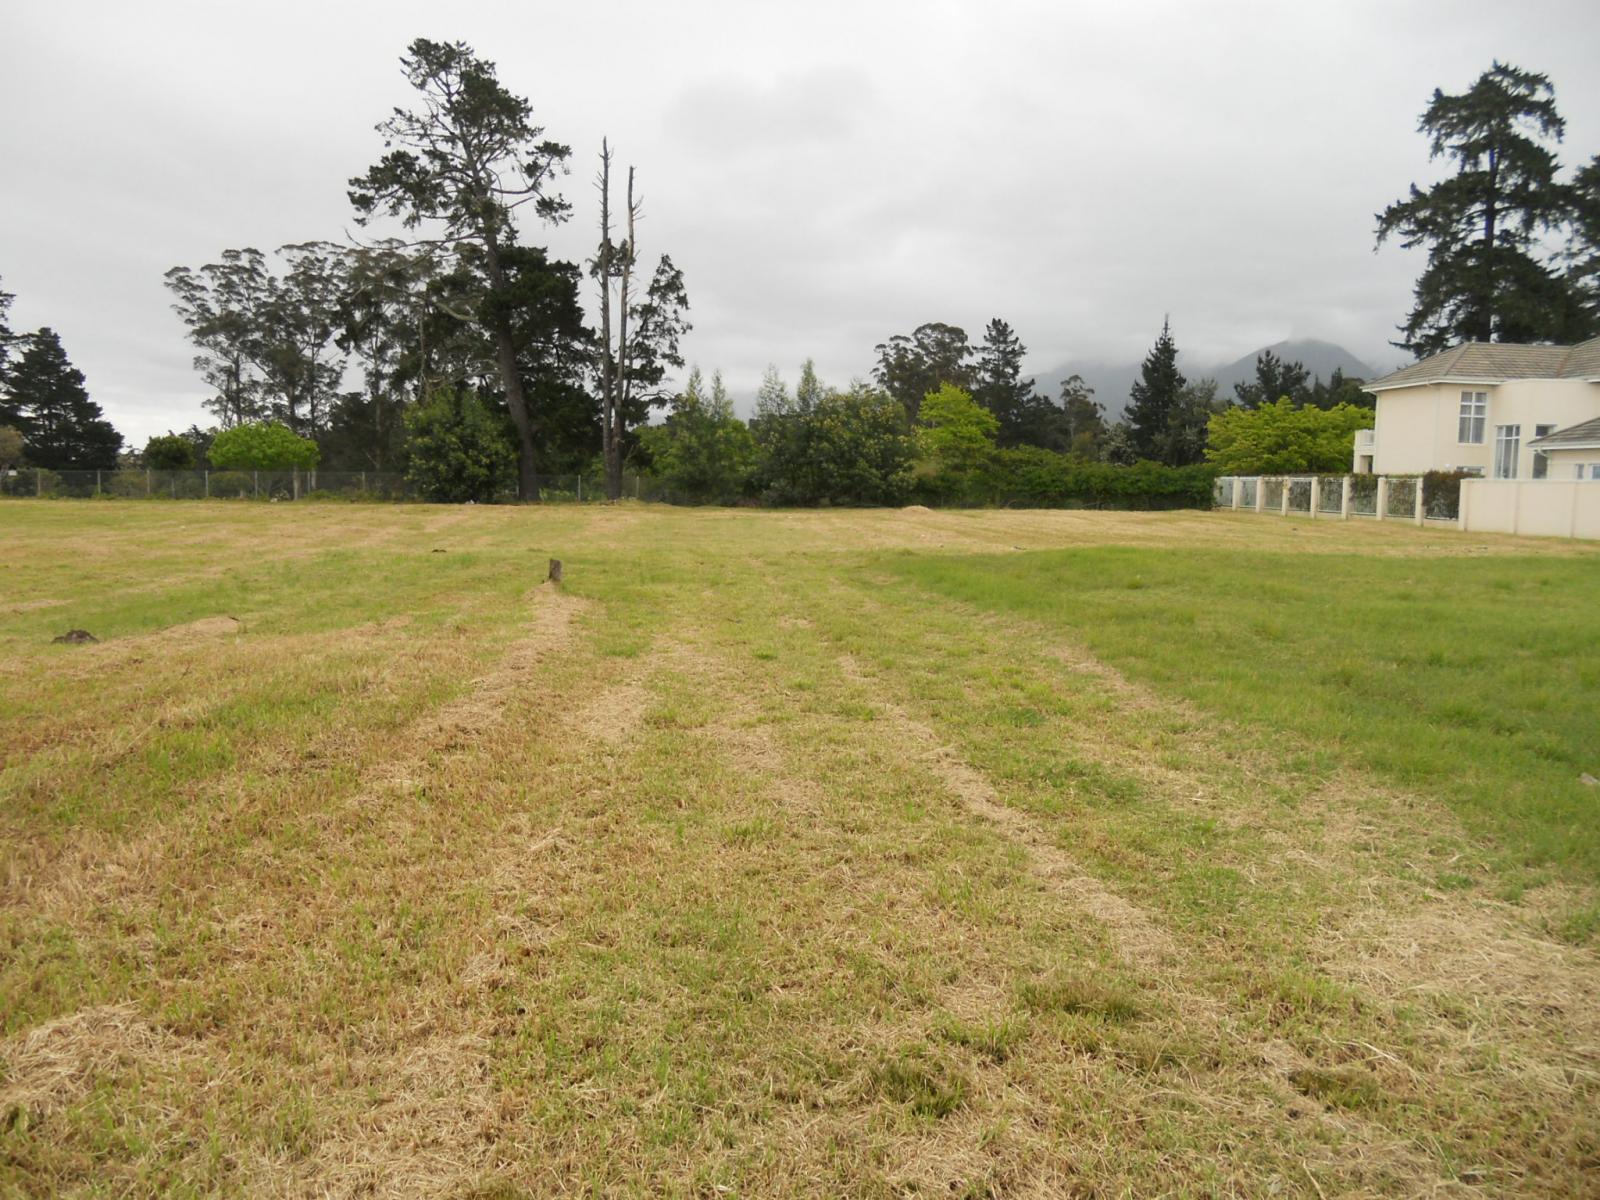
[1529,415,1600,450]
[1364,336,1600,390]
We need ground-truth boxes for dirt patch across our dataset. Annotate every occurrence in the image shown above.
[901,505,934,514]
[167,615,244,639]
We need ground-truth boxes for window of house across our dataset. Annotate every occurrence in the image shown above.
[1493,424,1520,479]
[1458,466,1484,477]
[1532,424,1556,479]
[1458,391,1487,443]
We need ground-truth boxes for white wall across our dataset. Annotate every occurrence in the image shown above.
[1372,379,1600,477]
[1459,479,1600,539]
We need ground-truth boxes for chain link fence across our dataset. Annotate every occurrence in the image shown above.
[0,468,668,504]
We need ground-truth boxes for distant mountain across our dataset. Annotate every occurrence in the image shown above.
[1207,339,1376,397]
[1036,338,1377,421]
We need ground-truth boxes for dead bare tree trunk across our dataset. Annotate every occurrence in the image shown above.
[597,143,619,500]
[596,143,642,502]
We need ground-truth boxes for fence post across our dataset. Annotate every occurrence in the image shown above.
[293,468,300,501]
[1375,476,1388,521]
[171,473,176,499]
[95,469,101,496]
[1309,476,1320,520]
[1414,477,1425,526]
[1280,478,1291,518]
[1340,475,1351,519]
[204,470,210,499]
[253,470,259,499]
[360,470,366,493]
[145,468,151,497]
[578,474,583,502]
[36,468,43,497]
[1253,477,1264,514]
[1230,478,1240,511]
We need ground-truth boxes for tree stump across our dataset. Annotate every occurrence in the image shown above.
[547,558,563,584]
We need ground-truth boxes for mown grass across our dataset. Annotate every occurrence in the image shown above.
[890,544,1600,887]
[2,501,1598,1197]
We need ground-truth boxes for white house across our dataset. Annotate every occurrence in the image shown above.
[1354,336,1600,478]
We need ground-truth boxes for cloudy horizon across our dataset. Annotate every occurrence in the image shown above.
[4,0,1599,446]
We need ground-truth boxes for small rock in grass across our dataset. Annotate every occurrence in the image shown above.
[1581,773,1599,788]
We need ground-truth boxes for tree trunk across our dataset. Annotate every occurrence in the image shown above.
[483,241,540,502]
[597,143,621,501]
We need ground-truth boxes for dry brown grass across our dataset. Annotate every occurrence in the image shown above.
[2,501,1597,1196]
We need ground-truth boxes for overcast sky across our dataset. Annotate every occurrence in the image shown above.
[4,0,1599,444]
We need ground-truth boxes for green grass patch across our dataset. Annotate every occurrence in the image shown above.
[889,545,1600,885]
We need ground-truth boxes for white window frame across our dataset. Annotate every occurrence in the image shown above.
[1458,390,1487,444]
[1493,424,1520,479]
[1532,424,1556,479]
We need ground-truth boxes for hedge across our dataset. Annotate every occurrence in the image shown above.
[919,448,1217,510]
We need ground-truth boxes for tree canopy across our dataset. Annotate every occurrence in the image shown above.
[5,329,122,470]
[1204,399,1372,475]
[209,421,321,471]
[350,38,573,499]
[1377,61,1590,354]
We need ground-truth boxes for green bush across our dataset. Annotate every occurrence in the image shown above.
[1422,469,1472,520]
[210,422,320,471]
[403,387,515,504]
[143,434,196,470]
[1205,399,1370,475]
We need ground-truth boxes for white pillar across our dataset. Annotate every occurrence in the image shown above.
[1340,476,1351,520]
[1414,477,1425,526]
[1231,478,1241,511]
[1376,476,1388,521]
[1254,477,1265,514]
[1309,476,1320,520]
[1280,478,1291,517]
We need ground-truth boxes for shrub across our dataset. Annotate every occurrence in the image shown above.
[210,422,320,471]
[960,447,1215,509]
[753,384,915,506]
[1422,469,1472,520]
[143,433,196,470]
[639,369,757,504]
[1205,400,1371,475]
[403,387,515,504]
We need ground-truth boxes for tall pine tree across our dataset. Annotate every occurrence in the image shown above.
[8,329,122,470]
[1376,62,1585,355]
[972,318,1038,446]
[1125,318,1185,463]
[1570,155,1600,333]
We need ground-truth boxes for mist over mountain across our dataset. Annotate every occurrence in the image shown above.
[1036,339,1379,421]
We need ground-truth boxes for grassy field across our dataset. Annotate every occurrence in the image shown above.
[2,500,1598,1197]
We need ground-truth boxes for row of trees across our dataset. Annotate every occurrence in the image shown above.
[639,361,1212,508]
[164,39,687,501]
[0,281,123,472]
